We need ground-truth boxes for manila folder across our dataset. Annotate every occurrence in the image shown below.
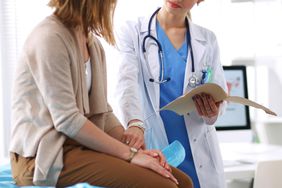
[160,83,277,116]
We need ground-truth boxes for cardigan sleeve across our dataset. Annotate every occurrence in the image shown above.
[25,30,87,138]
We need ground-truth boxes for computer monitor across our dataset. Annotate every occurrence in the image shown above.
[215,65,251,131]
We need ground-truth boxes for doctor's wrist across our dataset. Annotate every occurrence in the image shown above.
[128,120,145,133]
[203,115,218,125]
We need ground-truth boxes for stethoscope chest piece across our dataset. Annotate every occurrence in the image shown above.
[188,74,200,88]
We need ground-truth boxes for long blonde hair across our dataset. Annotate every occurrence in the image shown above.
[48,0,117,45]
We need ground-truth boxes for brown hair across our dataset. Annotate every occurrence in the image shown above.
[48,0,117,45]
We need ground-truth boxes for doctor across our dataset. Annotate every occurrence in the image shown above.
[115,0,227,188]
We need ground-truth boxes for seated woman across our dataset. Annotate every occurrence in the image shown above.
[8,0,193,188]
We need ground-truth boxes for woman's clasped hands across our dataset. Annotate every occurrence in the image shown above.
[122,123,178,184]
[130,147,179,185]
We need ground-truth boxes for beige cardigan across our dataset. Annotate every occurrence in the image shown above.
[9,15,121,186]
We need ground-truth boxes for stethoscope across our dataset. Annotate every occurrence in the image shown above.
[142,7,202,88]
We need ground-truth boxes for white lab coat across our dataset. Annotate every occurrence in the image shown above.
[115,15,227,188]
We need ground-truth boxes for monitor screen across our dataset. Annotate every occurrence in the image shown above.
[215,65,251,131]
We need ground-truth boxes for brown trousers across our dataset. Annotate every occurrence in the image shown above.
[10,139,193,188]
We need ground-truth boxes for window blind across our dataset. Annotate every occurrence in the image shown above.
[0,0,51,161]
[0,0,18,161]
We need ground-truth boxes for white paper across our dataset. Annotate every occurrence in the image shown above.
[160,83,277,116]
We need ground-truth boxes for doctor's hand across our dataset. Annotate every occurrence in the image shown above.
[192,93,222,119]
[122,124,146,150]
[131,149,178,185]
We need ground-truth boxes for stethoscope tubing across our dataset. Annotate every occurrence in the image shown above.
[142,7,195,84]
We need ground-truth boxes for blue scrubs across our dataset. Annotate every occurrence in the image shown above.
[157,22,200,188]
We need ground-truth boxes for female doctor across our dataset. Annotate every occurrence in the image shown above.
[115,0,227,188]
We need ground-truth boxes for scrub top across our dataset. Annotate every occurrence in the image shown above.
[157,21,200,188]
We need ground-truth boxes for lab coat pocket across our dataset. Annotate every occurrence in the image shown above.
[204,125,224,173]
[144,113,168,150]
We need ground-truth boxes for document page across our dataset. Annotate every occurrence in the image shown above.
[160,83,277,116]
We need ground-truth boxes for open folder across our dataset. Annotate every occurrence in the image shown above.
[160,83,277,116]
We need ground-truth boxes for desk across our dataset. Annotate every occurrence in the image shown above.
[220,143,282,180]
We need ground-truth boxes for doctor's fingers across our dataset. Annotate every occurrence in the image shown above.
[121,134,127,144]
[206,94,220,116]
[201,93,213,110]
[198,93,218,117]
[122,129,143,144]
[121,134,132,146]
[215,101,222,108]
[122,134,144,149]
[132,138,145,150]
[193,94,206,116]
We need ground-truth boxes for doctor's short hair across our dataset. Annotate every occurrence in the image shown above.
[48,0,117,45]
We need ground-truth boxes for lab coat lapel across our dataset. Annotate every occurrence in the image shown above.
[140,15,169,148]
[140,16,160,109]
[184,20,206,93]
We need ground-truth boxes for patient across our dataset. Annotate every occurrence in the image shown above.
[8,0,193,188]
